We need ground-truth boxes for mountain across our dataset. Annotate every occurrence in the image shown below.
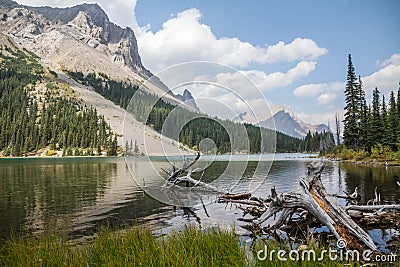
[0,1,199,107]
[1,1,148,77]
[259,109,330,139]
[176,89,199,111]
[0,1,199,155]
[0,1,306,155]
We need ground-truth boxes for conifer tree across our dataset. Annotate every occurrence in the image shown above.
[134,139,139,154]
[358,76,368,149]
[381,95,389,146]
[387,91,398,150]
[343,54,360,149]
[371,88,382,146]
[335,112,341,146]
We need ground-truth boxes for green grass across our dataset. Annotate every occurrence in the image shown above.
[0,226,393,266]
[0,226,248,267]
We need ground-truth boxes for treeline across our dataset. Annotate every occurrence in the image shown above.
[301,130,335,153]
[343,54,400,154]
[68,71,137,109]
[69,71,304,153]
[0,44,117,156]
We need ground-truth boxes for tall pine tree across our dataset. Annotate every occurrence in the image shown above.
[343,54,361,149]
[371,87,382,146]
[387,91,398,150]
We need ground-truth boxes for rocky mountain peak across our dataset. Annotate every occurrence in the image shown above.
[27,3,109,29]
[182,89,194,101]
[0,0,18,8]
[0,1,151,79]
[176,89,199,111]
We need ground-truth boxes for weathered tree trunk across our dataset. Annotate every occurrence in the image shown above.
[252,161,377,251]
[165,154,384,251]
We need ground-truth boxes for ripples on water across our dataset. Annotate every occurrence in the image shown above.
[0,154,399,248]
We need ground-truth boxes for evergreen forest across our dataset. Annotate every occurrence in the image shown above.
[0,42,117,156]
[0,41,335,157]
[341,54,400,160]
[68,70,331,154]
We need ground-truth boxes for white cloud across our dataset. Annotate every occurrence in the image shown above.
[293,81,344,105]
[242,61,317,92]
[297,109,345,126]
[135,8,327,72]
[293,83,325,98]
[363,53,400,96]
[262,38,328,64]
[17,0,331,125]
[376,53,400,68]
[317,92,338,105]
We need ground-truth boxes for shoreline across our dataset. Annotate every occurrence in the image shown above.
[323,157,400,167]
[0,152,318,160]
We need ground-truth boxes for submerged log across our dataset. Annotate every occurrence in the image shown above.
[252,161,377,251]
[345,204,400,211]
[165,152,228,194]
[167,152,201,182]
[221,193,252,200]
[331,187,361,204]
[164,154,389,251]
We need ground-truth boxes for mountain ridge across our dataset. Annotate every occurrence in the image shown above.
[259,110,330,139]
[0,1,202,108]
[0,1,159,87]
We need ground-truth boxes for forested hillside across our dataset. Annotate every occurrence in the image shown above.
[0,41,332,156]
[68,71,307,153]
[0,41,117,157]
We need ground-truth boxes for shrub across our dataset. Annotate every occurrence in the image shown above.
[46,150,57,156]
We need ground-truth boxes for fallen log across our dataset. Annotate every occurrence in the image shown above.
[330,187,361,204]
[167,152,201,181]
[220,193,252,200]
[164,153,228,195]
[345,204,400,211]
[219,199,264,207]
[173,172,227,194]
[164,154,383,251]
[252,161,377,251]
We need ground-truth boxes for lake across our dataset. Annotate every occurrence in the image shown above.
[1,154,399,249]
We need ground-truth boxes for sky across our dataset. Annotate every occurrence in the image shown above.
[17,0,400,125]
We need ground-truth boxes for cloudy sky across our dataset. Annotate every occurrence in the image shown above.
[18,0,400,125]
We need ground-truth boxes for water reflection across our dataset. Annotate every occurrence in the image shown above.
[0,158,171,240]
[0,156,399,243]
[340,163,400,204]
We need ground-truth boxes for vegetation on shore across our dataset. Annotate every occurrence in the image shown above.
[326,145,400,164]
[0,226,357,267]
[334,54,400,163]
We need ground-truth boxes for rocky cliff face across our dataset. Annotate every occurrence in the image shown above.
[0,1,151,80]
[176,89,199,111]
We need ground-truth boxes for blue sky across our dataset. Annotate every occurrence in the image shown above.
[18,0,400,125]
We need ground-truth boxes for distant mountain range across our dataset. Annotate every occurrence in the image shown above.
[259,110,330,139]
[0,0,327,142]
[234,107,330,139]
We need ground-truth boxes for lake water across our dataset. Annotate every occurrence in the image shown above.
[1,154,399,249]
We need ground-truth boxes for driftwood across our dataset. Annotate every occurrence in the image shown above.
[167,152,201,182]
[331,187,361,204]
[366,187,381,206]
[164,154,400,251]
[345,204,400,211]
[165,152,228,194]
[249,162,377,251]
